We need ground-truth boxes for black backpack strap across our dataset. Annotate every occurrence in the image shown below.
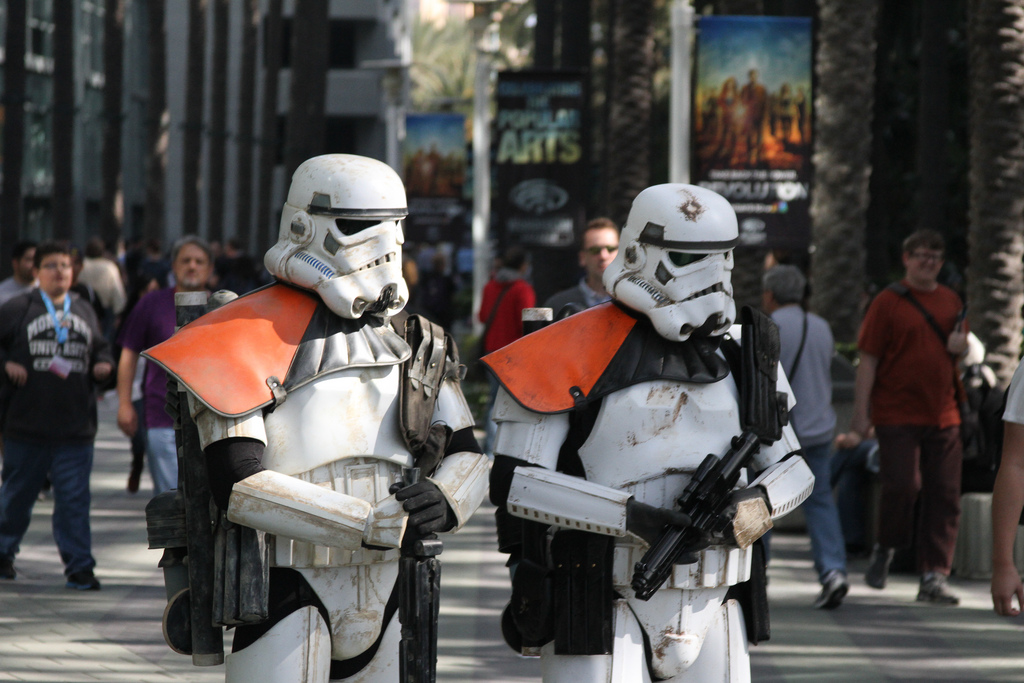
[886,282,948,344]
[887,282,965,401]
[787,311,808,381]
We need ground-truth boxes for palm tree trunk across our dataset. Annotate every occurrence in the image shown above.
[965,0,1024,387]
[234,0,260,253]
[183,0,208,237]
[809,0,879,343]
[2,0,27,271]
[606,0,654,225]
[145,0,168,244]
[917,0,952,235]
[102,0,126,246]
[284,0,329,179]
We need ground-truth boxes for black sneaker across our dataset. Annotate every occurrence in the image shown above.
[65,570,101,591]
[865,545,895,589]
[0,557,15,580]
[917,573,959,605]
[814,569,849,609]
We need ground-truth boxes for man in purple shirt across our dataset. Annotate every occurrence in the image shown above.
[116,236,213,494]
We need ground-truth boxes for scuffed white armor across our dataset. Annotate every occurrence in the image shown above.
[494,332,811,683]
[495,365,811,682]
[189,363,487,672]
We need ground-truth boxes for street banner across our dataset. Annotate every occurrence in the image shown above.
[403,113,469,243]
[693,16,813,250]
[494,70,587,249]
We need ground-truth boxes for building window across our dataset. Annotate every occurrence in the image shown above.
[28,0,53,62]
[328,21,357,69]
[25,73,52,194]
[274,19,360,70]
[81,1,104,79]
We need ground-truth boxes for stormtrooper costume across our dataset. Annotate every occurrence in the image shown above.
[145,155,489,682]
[485,184,814,683]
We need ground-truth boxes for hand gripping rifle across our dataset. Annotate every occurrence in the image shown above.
[398,467,443,683]
[631,306,787,602]
[631,431,761,601]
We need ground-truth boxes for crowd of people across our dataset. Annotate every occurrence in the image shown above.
[0,234,268,588]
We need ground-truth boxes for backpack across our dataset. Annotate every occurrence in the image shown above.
[960,362,1007,494]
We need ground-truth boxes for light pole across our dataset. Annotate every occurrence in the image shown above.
[670,0,695,184]
[466,3,501,334]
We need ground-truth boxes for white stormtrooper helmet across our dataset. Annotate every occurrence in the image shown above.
[265,154,409,319]
[603,184,738,341]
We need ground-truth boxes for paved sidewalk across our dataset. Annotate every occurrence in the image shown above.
[2,397,1024,681]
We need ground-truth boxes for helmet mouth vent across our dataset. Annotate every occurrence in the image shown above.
[356,252,396,273]
[626,275,669,304]
[681,282,725,303]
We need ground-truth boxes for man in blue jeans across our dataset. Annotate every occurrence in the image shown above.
[0,241,114,589]
[763,265,849,608]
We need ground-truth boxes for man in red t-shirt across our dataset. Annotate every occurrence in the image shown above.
[836,230,967,605]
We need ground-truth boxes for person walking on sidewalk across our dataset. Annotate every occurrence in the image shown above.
[0,242,114,589]
[116,236,213,495]
[763,265,849,608]
[477,246,536,454]
[835,229,967,605]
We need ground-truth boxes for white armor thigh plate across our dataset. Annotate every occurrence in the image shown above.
[298,563,401,662]
[262,366,412,475]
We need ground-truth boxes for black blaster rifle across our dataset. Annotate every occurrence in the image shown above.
[631,430,761,601]
[398,466,443,683]
[631,306,786,602]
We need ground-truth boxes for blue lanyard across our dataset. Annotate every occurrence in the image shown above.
[40,291,72,346]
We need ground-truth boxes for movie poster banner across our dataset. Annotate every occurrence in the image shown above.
[693,16,813,250]
[403,113,469,243]
[494,71,587,248]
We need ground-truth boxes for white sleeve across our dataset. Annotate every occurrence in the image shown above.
[491,387,569,469]
[1004,362,1024,425]
[187,392,267,449]
[431,378,476,432]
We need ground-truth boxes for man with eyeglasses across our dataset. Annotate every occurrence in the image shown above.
[836,229,967,605]
[0,241,114,589]
[542,217,620,319]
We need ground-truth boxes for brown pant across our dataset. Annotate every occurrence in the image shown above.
[874,424,962,575]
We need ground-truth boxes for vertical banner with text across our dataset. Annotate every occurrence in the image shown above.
[403,113,469,243]
[494,71,587,250]
[693,16,813,250]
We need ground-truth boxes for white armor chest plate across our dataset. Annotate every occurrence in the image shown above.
[262,365,412,475]
[579,378,740,508]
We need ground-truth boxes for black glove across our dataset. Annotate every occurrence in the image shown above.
[407,423,452,475]
[394,480,456,539]
[625,498,691,546]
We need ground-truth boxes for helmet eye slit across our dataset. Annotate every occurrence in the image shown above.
[668,251,708,268]
[335,218,379,236]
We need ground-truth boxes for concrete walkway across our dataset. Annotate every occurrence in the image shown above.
[1,397,1023,681]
